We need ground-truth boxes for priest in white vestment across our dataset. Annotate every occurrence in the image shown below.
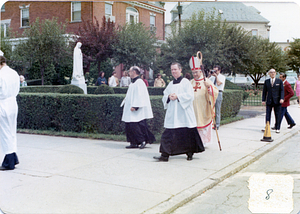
[189,56,218,146]
[0,56,20,170]
[153,62,204,162]
[121,66,155,149]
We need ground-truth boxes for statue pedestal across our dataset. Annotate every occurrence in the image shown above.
[71,78,87,94]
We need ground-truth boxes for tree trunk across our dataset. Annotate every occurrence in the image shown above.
[41,67,45,85]
[97,60,101,76]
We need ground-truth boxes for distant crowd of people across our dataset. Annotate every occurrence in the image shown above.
[95,70,167,88]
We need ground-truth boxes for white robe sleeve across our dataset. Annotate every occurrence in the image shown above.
[131,79,149,107]
[162,83,172,109]
[177,79,194,109]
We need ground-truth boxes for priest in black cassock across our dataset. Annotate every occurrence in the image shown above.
[154,62,205,162]
[121,66,156,149]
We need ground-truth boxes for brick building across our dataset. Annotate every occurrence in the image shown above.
[1,1,165,80]
[1,1,165,40]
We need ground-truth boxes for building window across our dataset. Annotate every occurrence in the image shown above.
[150,14,155,27]
[252,29,258,37]
[71,2,81,22]
[1,4,5,12]
[150,14,156,33]
[21,8,29,27]
[105,2,112,16]
[1,19,11,37]
[126,7,139,24]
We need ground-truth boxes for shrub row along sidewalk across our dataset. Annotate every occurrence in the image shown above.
[17,90,243,135]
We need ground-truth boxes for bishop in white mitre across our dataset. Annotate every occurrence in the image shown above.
[189,55,218,146]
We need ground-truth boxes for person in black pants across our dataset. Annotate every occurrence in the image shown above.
[262,69,284,133]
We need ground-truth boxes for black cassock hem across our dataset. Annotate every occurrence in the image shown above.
[2,152,19,169]
[160,127,204,156]
[125,119,156,145]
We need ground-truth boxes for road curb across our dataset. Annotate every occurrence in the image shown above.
[143,128,300,214]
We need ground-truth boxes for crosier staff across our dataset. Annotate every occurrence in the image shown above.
[196,51,222,151]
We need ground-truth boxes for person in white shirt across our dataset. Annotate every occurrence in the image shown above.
[109,71,118,87]
[0,56,20,170]
[120,71,131,87]
[209,65,225,130]
[153,62,204,162]
[20,75,27,87]
[121,66,155,149]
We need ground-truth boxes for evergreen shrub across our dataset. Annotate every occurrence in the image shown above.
[94,84,115,94]
[20,85,62,93]
[221,89,243,119]
[20,85,166,95]
[17,94,165,135]
[57,85,84,94]
[16,90,242,135]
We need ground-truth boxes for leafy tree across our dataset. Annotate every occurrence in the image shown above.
[0,28,13,60]
[11,17,72,85]
[76,16,117,75]
[112,22,157,70]
[157,10,233,76]
[244,37,288,88]
[287,38,300,73]
[157,9,288,87]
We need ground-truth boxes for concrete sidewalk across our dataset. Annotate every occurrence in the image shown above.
[1,104,299,214]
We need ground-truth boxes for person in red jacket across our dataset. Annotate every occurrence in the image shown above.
[278,73,296,130]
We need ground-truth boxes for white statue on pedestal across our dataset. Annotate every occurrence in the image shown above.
[71,42,87,94]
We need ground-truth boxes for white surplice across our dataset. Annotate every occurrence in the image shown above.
[121,78,153,123]
[162,78,197,129]
[0,65,20,154]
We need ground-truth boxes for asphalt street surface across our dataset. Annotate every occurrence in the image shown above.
[172,134,300,214]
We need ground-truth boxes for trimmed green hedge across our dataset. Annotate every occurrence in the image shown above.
[17,93,165,135]
[221,89,243,118]
[21,85,166,95]
[17,89,242,135]
[20,85,62,93]
[57,85,84,94]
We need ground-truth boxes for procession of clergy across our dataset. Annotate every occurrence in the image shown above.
[121,53,220,162]
[0,53,220,171]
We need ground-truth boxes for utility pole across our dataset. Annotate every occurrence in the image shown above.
[177,2,182,29]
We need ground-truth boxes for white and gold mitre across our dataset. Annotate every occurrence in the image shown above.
[189,51,203,71]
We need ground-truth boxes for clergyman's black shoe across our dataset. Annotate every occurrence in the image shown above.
[288,124,296,129]
[125,144,139,149]
[187,156,193,161]
[187,153,193,161]
[271,127,276,130]
[153,156,168,162]
[139,142,147,149]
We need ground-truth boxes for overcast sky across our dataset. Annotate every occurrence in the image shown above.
[164,1,300,42]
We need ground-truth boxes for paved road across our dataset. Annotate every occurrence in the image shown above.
[172,134,300,214]
[0,104,299,214]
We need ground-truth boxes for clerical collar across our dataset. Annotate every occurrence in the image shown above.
[173,76,183,84]
[132,76,140,83]
[195,77,204,81]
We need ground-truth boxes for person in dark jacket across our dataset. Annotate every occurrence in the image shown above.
[95,71,107,86]
[278,73,296,130]
[262,69,284,133]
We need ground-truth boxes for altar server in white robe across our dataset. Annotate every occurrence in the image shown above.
[121,66,156,149]
[0,56,20,170]
[153,62,204,162]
